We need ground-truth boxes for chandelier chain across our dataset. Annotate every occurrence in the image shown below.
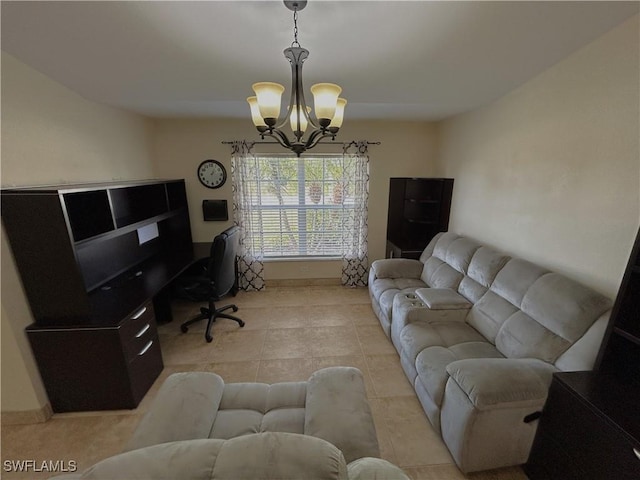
[291,10,300,47]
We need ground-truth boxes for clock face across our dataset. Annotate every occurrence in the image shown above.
[197,160,226,189]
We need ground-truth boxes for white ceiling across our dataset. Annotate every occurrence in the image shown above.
[2,1,638,121]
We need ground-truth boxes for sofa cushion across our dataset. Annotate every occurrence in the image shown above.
[415,342,503,408]
[467,247,511,288]
[520,273,612,343]
[400,322,487,363]
[491,259,548,307]
[444,237,482,274]
[421,257,464,289]
[457,247,511,303]
[304,367,380,463]
[431,232,462,258]
[466,291,520,344]
[210,381,307,439]
[400,324,447,362]
[495,274,612,363]
[495,312,571,362]
[415,347,456,408]
[554,312,610,371]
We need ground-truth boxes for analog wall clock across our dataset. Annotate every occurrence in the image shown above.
[197,159,226,189]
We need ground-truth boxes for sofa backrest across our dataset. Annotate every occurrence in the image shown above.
[419,233,612,370]
[80,434,349,480]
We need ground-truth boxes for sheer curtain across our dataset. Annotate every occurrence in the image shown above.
[230,141,265,291]
[341,141,370,287]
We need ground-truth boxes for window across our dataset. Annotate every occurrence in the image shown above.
[244,154,356,258]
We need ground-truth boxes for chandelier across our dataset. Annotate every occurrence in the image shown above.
[247,0,346,156]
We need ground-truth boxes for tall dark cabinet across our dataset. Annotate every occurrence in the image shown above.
[595,226,640,380]
[2,179,195,412]
[386,178,454,259]
[524,227,640,479]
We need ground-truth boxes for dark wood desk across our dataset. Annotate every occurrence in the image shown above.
[2,180,215,412]
[26,242,210,412]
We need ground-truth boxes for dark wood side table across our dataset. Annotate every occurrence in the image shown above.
[524,371,640,479]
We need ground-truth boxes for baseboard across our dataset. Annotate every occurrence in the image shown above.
[267,278,342,287]
[1,403,53,425]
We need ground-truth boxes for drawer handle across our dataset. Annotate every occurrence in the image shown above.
[131,307,147,320]
[634,448,640,461]
[135,324,150,338]
[138,341,153,356]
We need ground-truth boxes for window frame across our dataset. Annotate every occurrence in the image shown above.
[248,153,354,259]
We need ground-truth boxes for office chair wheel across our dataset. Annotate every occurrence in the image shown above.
[205,333,214,343]
[232,306,238,312]
[181,325,189,333]
[239,320,245,327]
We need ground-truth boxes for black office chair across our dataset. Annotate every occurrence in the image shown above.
[178,226,245,342]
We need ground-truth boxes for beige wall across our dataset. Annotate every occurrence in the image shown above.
[151,118,436,280]
[1,53,155,413]
[435,15,640,298]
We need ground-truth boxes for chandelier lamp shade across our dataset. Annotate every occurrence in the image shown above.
[247,0,346,156]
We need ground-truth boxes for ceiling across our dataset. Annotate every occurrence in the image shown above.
[2,1,638,121]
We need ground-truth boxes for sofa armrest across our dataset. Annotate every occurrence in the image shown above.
[391,290,470,334]
[370,258,423,279]
[445,358,557,410]
[124,372,225,452]
[415,288,472,310]
[304,367,380,463]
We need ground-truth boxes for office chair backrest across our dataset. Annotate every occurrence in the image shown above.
[207,225,240,298]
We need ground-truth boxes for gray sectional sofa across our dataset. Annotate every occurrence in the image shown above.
[51,367,410,480]
[369,232,612,473]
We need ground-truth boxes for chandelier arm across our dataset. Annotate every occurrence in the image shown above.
[304,128,334,150]
[263,127,294,149]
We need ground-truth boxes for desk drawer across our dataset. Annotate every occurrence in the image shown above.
[121,302,157,361]
[127,333,163,405]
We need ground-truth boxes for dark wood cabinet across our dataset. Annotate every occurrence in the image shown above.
[525,226,640,478]
[26,300,163,412]
[1,179,195,412]
[385,178,453,259]
[524,372,640,479]
[595,226,640,382]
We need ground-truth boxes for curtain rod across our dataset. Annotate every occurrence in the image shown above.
[221,140,381,146]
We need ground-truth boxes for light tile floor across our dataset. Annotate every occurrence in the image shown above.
[2,285,527,480]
